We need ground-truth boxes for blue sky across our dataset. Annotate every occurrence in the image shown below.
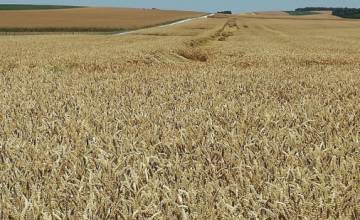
[1,0,360,12]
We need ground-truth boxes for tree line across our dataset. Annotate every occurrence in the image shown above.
[217,11,232,15]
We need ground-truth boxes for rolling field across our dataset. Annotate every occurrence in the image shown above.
[0,4,84,10]
[246,10,340,21]
[0,7,205,32]
[1,12,360,219]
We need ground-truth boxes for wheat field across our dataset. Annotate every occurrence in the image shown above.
[0,7,204,32]
[0,13,359,219]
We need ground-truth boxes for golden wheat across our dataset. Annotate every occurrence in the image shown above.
[0,13,359,219]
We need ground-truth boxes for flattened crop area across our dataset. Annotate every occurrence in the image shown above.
[0,13,359,219]
[0,7,205,32]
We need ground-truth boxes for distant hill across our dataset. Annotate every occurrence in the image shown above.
[0,4,84,10]
[295,7,360,19]
[285,11,319,16]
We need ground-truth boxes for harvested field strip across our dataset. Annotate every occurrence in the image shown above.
[239,15,341,20]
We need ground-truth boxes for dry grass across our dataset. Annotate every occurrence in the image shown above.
[0,7,205,31]
[0,13,360,219]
